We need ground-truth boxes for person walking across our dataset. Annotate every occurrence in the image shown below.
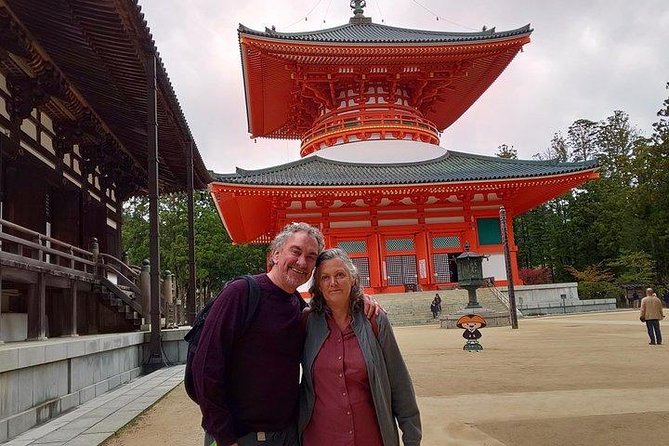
[640,287,664,345]
[430,298,439,319]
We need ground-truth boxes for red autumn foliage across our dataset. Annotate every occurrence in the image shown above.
[519,267,553,285]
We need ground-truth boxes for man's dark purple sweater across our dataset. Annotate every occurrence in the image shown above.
[191,274,306,446]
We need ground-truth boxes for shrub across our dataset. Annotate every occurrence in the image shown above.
[578,281,622,303]
[519,267,553,284]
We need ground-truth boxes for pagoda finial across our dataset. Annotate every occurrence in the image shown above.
[349,0,371,24]
[350,0,366,17]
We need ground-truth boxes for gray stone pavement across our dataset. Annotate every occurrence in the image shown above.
[2,365,185,446]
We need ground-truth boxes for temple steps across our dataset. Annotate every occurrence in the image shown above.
[375,287,510,327]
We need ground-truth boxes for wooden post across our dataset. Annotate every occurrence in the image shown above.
[186,141,196,325]
[66,279,78,336]
[27,272,47,340]
[145,51,163,372]
[0,135,4,343]
[499,207,519,329]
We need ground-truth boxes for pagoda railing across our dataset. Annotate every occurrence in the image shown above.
[300,105,440,156]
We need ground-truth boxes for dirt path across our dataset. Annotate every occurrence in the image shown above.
[104,310,669,445]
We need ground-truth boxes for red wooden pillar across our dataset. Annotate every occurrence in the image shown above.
[414,231,430,288]
[367,233,382,290]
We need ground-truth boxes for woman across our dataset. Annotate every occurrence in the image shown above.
[299,248,421,446]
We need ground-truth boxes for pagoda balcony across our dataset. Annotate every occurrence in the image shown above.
[300,104,440,157]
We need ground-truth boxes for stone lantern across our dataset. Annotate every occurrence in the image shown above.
[455,242,486,309]
[442,242,510,329]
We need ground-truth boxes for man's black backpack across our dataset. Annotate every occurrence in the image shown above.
[183,275,260,403]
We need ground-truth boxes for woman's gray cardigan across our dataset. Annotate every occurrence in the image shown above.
[298,310,422,446]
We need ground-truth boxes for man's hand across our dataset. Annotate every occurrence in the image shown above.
[362,294,383,319]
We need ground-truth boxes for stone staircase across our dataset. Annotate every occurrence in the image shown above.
[375,287,510,327]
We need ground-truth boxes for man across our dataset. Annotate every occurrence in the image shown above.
[192,222,377,446]
[640,287,664,345]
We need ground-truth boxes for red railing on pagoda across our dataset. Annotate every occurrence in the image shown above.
[300,104,440,156]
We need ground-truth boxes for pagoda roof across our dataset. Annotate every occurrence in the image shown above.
[238,22,532,45]
[212,151,599,187]
[1,0,211,194]
[238,19,532,140]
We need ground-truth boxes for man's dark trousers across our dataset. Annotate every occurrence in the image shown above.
[646,319,662,344]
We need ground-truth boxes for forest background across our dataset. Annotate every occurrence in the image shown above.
[122,84,669,307]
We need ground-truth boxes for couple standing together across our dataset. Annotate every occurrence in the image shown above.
[191,222,421,446]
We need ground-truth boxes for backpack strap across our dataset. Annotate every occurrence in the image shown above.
[240,275,261,332]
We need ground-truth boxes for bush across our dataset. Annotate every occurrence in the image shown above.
[519,267,553,284]
[578,281,622,303]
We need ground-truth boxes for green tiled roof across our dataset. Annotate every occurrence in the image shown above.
[211,151,599,187]
[238,22,532,44]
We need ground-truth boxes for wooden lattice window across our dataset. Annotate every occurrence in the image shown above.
[433,253,452,282]
[386,255,417,285]
[432,235,461,249]
[385,238,414,252]
[351,257,371,288]
[338,240,367,254]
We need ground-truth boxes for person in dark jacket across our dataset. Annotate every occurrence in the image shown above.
[430,299,439,319]
[192,223,380,446]
[299,248,421,446]
[192,222,323,446]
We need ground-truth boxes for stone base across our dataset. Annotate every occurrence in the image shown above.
[441,307,511,329]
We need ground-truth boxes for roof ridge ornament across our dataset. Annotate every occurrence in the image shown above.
[349,0,372,24]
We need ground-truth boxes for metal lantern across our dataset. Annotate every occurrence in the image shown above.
[455,242,486,308]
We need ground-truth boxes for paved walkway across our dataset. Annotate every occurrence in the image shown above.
[3,365,185,446]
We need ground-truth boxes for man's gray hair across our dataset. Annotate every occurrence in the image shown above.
[268,222,325,267]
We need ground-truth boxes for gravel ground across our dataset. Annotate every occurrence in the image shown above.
[104,310,669,446]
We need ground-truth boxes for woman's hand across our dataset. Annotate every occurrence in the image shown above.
[362,294,383,319]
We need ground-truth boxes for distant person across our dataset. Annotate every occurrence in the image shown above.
[640,287,664,345]
[299,248,421,446]
[663,290,669,308]
[430,295,441,319]
[430,299,438,319]
[631,290,640,308]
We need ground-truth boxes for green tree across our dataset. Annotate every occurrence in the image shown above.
[121,193,267,308]
[496,143,517,159]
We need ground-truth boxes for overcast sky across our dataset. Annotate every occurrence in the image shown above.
[139,0,669,174]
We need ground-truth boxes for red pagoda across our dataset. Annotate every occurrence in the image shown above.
[210,2,599,293]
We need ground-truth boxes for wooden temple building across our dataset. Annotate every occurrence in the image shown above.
[0,1,210,343]
[210,3,599,294]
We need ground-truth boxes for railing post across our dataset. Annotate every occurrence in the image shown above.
[161,270,173,305]
[139,259,151,318]
[36,235,43,262]
[89,236,99,273]
[162,270,174,327]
